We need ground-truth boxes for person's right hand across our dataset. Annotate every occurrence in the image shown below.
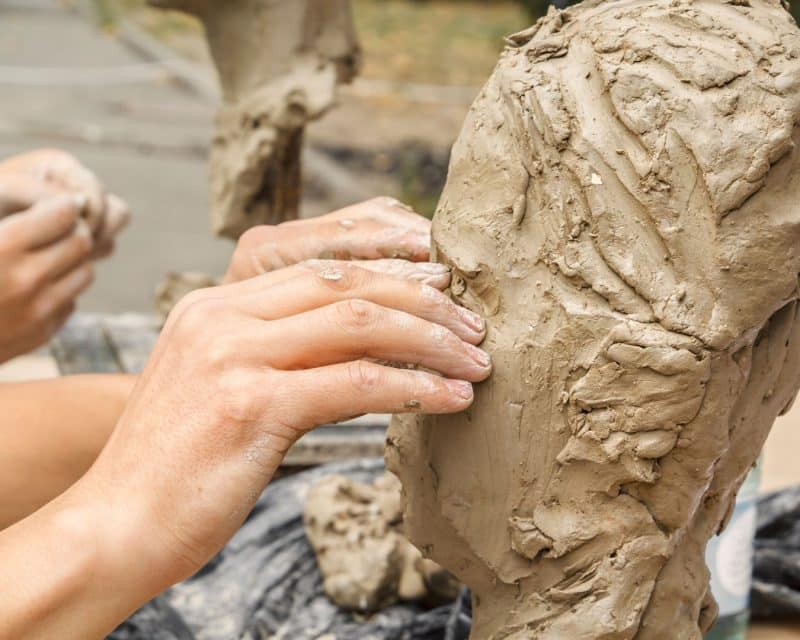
[57,259,490,638]
[0,194,95,363]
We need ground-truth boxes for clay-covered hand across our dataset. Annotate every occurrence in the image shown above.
[224,197,431,283]
[45,260,489,637]
[0,149,130,259]
[0,195,96,363]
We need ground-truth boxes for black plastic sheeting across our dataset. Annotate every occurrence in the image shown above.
[751,485,800,619]
[108,459,471,640]
[108,460,798,640]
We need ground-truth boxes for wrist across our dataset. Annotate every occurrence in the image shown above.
[58,473,175,613]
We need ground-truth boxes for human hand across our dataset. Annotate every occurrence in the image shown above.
[224,197,431,283]
[77,259,490,611]
[0,195,96,363]
[0,149,130,259]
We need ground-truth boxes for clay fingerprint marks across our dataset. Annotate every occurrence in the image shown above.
[303,473,458,613]
[149,0,360,239]
[503,323,708,637]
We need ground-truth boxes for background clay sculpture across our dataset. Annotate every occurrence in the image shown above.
[386,1,800,637]
[147,0,360,238]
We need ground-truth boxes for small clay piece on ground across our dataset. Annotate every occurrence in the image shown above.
[304,472,459,613]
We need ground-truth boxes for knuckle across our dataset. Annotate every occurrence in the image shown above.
[213,368,265,425]
[204,333,241,373]
[238,225,275,251]
[418,283,448,314]
[347,360,384,394]
[333,298,381,333]
[170,291,218,335]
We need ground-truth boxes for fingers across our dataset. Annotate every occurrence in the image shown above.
[283,197,431,234]
[37,151,106,232]
[239,261,485,345]
[279,361,475,432]
[350,259,450,288]
[28,219,93,281]
[91,193,130,259]
[0,194,84,251]
[38,263,94,317]
[259,300,492,380]
[0,174,60,218]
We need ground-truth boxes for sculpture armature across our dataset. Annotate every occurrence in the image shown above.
[386,1,800,637]
[148,0,360,238]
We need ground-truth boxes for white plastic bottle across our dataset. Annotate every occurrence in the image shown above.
[704,459,762,640]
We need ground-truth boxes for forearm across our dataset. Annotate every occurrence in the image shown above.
[0,374,136,528]
[0,483,160,640]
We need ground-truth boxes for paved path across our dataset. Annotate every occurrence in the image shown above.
[0,0,234,312]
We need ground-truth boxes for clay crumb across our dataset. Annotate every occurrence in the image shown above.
[319,268,344,282]
[339,219,356,229]
[591,173,603,185]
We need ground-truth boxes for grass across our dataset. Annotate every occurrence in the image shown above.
[91,0,530,87]
[352,0,529,86]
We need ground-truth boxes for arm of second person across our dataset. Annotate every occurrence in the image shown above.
[0,374,136,530]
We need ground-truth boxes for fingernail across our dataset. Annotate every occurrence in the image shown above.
[467,344,492,368]
[72,193,88,212]
[418,262,450,275]
[458,306,485,333]
[447,379,473,400]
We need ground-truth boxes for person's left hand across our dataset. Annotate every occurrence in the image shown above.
[0,149,130,259]
[225,197,432,283]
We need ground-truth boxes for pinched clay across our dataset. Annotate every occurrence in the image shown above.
[304,473,459,613]
[386,1,800,638]
[148,0,360,238]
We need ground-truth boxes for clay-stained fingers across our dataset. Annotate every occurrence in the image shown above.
[239,261,485,345]
[283,197,431,235]
[260,301,492,380]
[28,219,93,281]
[0,194,85,251]
[277,361,475,433]
[223,259,451,299]
[0,174,60,218]
[241,217,430,277]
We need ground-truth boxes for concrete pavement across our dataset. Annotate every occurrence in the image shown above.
[0,0,232,312]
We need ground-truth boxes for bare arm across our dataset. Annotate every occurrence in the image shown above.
[0,259,490,639]
[0,374,136,529]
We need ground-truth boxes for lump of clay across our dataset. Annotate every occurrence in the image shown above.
[304,472,459,613]
[387,1,800,638]
[148,0,360,238]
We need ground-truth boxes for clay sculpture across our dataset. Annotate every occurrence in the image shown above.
[148,0,360,238]
[386,1,800,637]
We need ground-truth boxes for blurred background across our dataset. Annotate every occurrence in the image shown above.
[1,0,798,313]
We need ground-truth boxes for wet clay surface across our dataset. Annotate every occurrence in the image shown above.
[148,0,360,238]
[304,472,458,613]
[386,1,800,638]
